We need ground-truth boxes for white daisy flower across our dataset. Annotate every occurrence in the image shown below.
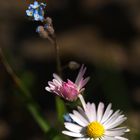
[62,95,129,140]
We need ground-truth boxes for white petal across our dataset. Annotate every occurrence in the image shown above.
[45,85,60,95]
[77,77,90,91]
[77,106,88,120]
[53,79,62,87]
[89,103,96,122]
[74,138,89,140]
[45,87,51,92]
[84,102,98,122]
[103,136,117,140]
[78,94,87,111]
[115,136,128,140]
[73,110,89,125]
[48,81,55,87]
[77,78,83,90]
[103,110,121,128]
[53,73,62,83]
[64,122,83,133]
[106,117,127,129]
[69,114,87,127]
[105,130,125,136]
[97,102,104,122]
[74,138,90,140]
[101,103,112,123]
[62,131,84,137]
[81,77,90,88]
[85,102,95,122]
[109,127,128,131]
[125,129,130,132]
[75,65,86,85]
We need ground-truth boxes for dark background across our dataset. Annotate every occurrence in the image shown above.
[0,0,140,139]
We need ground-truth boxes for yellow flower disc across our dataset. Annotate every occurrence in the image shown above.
[86,121,105,138]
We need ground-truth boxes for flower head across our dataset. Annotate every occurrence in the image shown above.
[62,95,129,139]
[26,1,46,22]
[45,65,90,101]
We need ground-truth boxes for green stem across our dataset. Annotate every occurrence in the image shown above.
[0,47,50,133]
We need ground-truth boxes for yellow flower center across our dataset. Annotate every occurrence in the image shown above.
[86,121,105,138]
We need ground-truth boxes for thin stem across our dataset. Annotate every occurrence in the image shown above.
[54,38,62,77]
[53,37,66,123]
[0,47,50,133]
[47,35,62,77]
[47,34,66,123]
[78,94,86,111]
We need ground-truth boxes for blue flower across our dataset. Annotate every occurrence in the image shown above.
[26,1,46,22]
[64,113,78,124]
[64,114,73,123]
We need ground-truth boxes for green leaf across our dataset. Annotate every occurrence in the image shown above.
[55,97,67,123]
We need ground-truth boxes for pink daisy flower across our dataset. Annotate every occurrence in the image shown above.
[45,65,90,101]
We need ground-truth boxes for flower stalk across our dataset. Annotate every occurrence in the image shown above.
[54,37,62,78]
[53,37,66,123]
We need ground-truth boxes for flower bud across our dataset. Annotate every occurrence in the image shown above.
[36,26,48,38]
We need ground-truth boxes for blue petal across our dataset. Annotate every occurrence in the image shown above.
[26,1,46,21]
[34,13,40,21]
[26,10,33,16]
[30,1,39,9]
[39,16,44,21]
[64,114,73,123]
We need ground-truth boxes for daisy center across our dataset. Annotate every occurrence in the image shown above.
[86,121,105,138]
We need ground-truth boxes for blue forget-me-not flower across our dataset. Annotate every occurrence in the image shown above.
[26,1,46,22]
[64,114,74,123]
